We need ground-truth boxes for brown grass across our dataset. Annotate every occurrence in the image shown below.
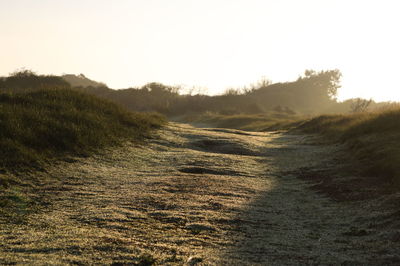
[298,107,400,185]
[0,88,165,221]
[179,112,302,131]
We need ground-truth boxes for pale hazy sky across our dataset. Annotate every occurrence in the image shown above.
[1,0,399,101]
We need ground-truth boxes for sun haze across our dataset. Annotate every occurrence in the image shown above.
[0,0,399,101]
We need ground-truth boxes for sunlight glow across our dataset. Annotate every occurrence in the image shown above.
[1,0,399,102]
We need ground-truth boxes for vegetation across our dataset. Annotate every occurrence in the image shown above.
[70,70,346,116]
[3,69,399,198]
[62,73,107,88]
[349,98,373,113]
[298,107,400,185]
[0,69,70,92]
[181,111,302,131]
[0,88,164,171]
[0,71,165,171]
[64,71,400,188]
[0,71,165,220]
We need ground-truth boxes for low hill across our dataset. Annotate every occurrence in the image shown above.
[0,71,165,220]
[62,73,107,88]
[298,107,400,187]
[0,88,165,172]
[0,70,70,92]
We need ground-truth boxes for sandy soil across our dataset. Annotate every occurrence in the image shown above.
[1,123,400,265]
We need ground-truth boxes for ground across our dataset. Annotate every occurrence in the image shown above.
[1,123,400,265]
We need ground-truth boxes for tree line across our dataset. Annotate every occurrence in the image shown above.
[1,69,385,116]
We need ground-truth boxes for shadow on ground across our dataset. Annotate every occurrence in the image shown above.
[1,123,400,265]
[218,133,400,265]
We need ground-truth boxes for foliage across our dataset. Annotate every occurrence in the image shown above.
[350,98,373,113]
[301,69,342,99]
[0,70,70,92]
[0,88,165,170]
[0,71,165,221]
[73,69,343,116]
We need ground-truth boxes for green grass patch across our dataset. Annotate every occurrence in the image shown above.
[0,88,165,171]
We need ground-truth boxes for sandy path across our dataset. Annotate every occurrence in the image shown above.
[1,123,399,265]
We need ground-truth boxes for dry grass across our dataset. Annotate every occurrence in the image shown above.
[298,107,400,185]
[0,88,165,221]
[180,107,400,188]
[180,112,302,131]
[2,123,399,265]
[0,88,165,171]
[0,124,276,265]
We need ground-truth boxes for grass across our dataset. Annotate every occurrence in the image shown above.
[0,88,165,220]
[180,112,302,131]
[298,108,400,185]
[0,88,165,171]
[182,108,400,189]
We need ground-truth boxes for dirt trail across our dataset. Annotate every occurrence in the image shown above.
[1,123,399,265]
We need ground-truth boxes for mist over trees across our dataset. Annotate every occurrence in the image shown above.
[1,69,387,117]
[70,69,347,116]
[245,69,342,114]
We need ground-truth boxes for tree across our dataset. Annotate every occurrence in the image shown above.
[9,69,37,77]
[301,69,342,99]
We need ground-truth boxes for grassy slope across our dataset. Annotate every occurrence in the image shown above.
[0,88,165,171]
[183,109,400,189]
[0,88,165,219]
[180,112,302,131]
[298,108,400,185]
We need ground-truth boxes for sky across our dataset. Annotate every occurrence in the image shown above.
[1,0,399,102]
